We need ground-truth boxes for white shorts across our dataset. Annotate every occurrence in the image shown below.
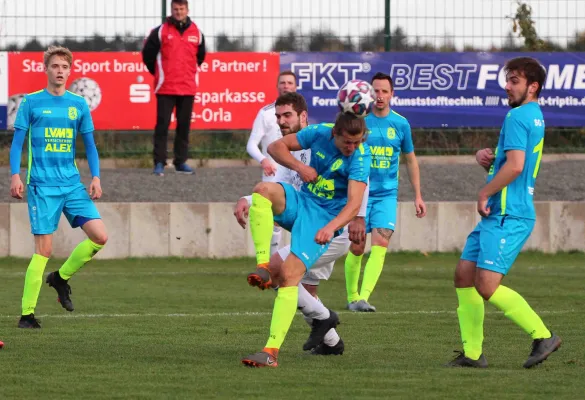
[277,227,351,285]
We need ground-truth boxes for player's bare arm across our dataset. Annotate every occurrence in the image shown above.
[268,135,317,183]
[477,149,525,216]
[315,180,367,244]
[403,152,426,218]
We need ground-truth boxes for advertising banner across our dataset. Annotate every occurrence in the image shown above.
[281,52,585,127]
[6,52,280,130]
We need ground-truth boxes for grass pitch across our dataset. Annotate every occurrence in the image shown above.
[0,252,583,399]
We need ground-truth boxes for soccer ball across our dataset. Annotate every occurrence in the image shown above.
[336,79,376,118]
[69,77,102,111]
[7,93,26,129]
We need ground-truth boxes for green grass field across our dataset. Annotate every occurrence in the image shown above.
[0,252,583,399]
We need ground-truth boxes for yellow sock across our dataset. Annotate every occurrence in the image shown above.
[489,285,551,340]
[360,245,387,301]
[265,286,299,350]
[249,193,273,265]
[345,252,363,303]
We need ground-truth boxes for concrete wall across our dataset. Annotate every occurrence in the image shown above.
[1,201,583,259]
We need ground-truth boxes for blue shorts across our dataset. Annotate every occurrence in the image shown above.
[27,183,101,235]
[461,215,534,275]
[274,183,341,269]
[366,196,398,233]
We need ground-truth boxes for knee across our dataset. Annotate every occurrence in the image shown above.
[280,265,305,287]
[91,232,108,246]
[350,242,365,256]
[474,279,495,300]
[35,244,52,258]
[252,182,271,197]
[453,262,475,288]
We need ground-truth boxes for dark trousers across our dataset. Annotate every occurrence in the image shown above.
[153,94,194,166]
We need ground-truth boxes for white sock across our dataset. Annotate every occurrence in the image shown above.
[270,226,282,256]
[324,328,340,347]
[298,285,340,347]
[297,283,330,320]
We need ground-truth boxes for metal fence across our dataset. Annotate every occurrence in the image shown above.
[1,0,584,157]
[1,0,584,52]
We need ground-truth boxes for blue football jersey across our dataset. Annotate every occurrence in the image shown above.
[487,102,545,220]
[13,89,94,186]
[296,123,371,214]
[364,110,414,198]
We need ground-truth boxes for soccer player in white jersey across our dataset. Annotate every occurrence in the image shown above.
[246,71,297,257]
[235,92,369,356]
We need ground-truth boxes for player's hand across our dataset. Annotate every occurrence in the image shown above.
[315,226,335,245]
[476,148,495,168]
[477,190,490,217]
[10,174,24,200]
[233,198,250,229]
[298,165,319,183]
[348,217,366,244]
[261,159,278,177]
[89,177,102,200]
[415,196,427,218]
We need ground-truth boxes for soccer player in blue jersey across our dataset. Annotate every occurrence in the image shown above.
[447,57,561,369]
[344,72,426,312]
[241,112,371,367]
[9,46,108,329]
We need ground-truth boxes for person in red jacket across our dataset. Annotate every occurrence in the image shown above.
[142,0,206,176]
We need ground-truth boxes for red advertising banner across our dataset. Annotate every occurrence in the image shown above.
[7,52,280,130]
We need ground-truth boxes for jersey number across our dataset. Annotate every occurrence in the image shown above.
[532,138,544,178]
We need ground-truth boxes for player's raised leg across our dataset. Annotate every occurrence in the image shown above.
[247,182,286,289]
[19,234,52,329]
[242,253,306,367]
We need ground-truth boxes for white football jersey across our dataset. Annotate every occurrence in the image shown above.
[246,103,283,164]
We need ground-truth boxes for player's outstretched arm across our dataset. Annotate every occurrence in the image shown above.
[9,128,26,200]
[82,132,102,200]
[477,149,525,216]
[403,152,426,218]
[268,135,317,183]
[315,180,367,244]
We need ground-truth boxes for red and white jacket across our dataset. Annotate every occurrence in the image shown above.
[142,17,206,96]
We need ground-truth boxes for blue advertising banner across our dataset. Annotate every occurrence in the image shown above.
[280,52,585,128]
[0,52,7,129]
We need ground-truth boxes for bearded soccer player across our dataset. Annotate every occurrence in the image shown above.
[10,46,107,328]
[447,57,561,369]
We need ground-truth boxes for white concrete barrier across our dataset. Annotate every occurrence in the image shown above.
[0,201,583,259]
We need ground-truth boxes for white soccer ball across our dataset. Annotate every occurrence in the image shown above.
[336,79,376,118]
[69,77,102,111]
[7,93,26,129]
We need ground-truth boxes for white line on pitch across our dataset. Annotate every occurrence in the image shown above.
[0,309,578,320]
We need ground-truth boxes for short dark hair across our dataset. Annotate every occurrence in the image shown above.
[171,0,188,5]
[371,72,394,90]
[505,57,546,97]
[332,113,366,137]
[275,92,308,115]
[278,70,297,85]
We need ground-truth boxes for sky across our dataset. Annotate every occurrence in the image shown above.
[0,0,584,51]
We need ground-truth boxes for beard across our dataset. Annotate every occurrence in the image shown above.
[508,87,529,108]
[280,121,302,135]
